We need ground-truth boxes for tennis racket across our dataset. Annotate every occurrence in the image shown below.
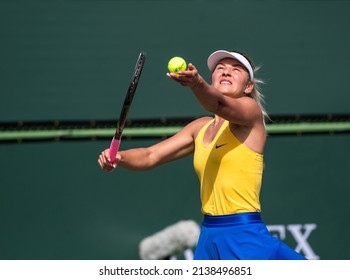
[109,51,147,163]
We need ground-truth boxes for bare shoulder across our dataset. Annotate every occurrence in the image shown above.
[181,116,213,139]
[240,97,263,118]
[189,116,213,129]
[190,116,213,126]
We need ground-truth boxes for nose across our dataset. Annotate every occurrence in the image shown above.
[221,69,231,76]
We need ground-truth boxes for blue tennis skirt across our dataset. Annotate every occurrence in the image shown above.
[193,212,307,260]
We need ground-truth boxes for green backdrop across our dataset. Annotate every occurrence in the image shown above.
[0,0,349,260]
[1,135,349,259]
[1,0,350,121]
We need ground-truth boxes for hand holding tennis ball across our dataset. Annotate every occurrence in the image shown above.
[168,57,187,73]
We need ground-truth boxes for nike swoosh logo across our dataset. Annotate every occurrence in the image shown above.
[215,144,227,149]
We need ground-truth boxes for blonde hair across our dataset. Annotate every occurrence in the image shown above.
[237,51,270,124]
[250,68,270,124]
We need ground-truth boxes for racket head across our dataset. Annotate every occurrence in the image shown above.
[108,51,147,162]
[116,51,147,134]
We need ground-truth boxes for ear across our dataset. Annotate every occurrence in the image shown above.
[244,81,254,95]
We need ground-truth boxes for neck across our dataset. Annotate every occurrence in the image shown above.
[212,116,224,126]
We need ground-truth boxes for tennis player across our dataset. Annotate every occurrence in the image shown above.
[98,50,307,260]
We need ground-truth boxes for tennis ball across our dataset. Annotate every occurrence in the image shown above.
[168,57,187,73]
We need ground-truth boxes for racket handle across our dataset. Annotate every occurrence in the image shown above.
[109,137,121,163]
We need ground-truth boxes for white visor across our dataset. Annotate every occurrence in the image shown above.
[207,50,254,80]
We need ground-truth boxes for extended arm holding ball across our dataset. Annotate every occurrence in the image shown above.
[167,62,217,109]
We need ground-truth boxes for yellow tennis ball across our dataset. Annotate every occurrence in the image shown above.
[168,57,187,73]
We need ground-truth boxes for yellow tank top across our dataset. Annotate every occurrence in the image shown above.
[194,120,263,215]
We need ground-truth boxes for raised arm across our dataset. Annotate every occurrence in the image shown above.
[168,63,263,127]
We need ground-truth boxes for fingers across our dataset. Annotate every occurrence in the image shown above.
[187,63,196,71]
[98,149,117,172]
[166,63,199,88]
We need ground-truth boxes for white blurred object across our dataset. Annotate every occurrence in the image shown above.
[139,220,200,260]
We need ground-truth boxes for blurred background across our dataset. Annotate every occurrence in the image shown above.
[0,0,349,260]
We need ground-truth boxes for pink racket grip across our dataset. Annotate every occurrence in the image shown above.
[109,137,121,164]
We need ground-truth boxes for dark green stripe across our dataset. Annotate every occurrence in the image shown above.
[1,122,350,141]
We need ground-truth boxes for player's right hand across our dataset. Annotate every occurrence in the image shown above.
[98,148,119,172]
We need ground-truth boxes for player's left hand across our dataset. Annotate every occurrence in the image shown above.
[167,63,202,89]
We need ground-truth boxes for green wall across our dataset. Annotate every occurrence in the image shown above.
[1,0,350,121]
[1,0,350,260]
[1,135,349,259]
[0,140,201,259]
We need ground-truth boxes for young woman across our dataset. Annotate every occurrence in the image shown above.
[98,50,307,260]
